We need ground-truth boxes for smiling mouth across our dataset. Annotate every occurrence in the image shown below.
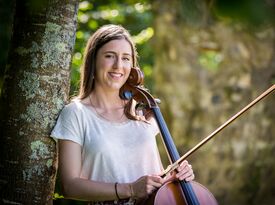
[109,72,123,79]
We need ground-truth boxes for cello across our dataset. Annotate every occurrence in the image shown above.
[120,67,275,205]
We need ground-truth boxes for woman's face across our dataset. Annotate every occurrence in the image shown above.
[95,39,133,91]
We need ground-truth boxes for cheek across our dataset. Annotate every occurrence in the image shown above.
[97,59,111,68]
[95,57,102,72]
[96,53,114,66]
[124,66,131,78]
[124,61,132,70]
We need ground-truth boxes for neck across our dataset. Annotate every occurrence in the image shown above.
[90,88,124,111]
[87,89,126,122]
[89,86,125,113]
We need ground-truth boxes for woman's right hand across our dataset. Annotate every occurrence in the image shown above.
[130,175,164,200]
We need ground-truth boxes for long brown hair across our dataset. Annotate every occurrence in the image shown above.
[78,24,138,100]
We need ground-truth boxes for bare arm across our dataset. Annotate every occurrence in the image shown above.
[58,139,164,201]
[58,140,131,201]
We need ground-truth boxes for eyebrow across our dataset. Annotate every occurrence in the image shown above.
[103,51,132,56]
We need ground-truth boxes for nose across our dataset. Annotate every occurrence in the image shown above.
[113,57,123,70]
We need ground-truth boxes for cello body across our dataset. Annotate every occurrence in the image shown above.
[140,181,218,205]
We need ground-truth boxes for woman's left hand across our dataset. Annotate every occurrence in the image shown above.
[175,160,195,181]
[164,160,195,183]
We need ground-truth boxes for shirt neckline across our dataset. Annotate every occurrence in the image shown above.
[78,101,131,126]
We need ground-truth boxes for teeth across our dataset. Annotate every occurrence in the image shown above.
[109,72,122,77]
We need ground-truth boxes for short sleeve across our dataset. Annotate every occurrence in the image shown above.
[51,103,84,146]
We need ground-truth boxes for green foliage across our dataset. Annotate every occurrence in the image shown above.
[53,193,64,200]
[213,0,275,28]
[70,0,154,95]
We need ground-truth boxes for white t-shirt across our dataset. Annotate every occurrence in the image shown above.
[51,100,163,183]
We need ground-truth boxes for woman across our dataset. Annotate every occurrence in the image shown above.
[51,24,194,204]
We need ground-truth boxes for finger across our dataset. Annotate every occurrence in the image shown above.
[176,166,192,177]
[177,172,195,181]
[177,162,191,173]
[149,175,165,184]
[180,160,189,167]
[185,173,195,182]
[162,173,174,183]
[176,166,194,179]
[148,176,164,188]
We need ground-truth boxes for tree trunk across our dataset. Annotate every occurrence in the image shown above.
[152,0,275,204]
[0,0,78,204]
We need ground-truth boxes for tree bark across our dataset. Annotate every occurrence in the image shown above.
[0,0,78,204]
[152,0,275,204]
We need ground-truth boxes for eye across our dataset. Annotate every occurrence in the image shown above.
[105,54,115,59]
[122,56,131,61]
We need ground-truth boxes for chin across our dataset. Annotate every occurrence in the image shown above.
[109,83,124,91]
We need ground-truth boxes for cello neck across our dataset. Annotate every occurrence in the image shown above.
[153,107,180,162]
[152,107,200,205]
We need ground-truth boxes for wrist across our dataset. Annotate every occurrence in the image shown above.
[116,183,133,199]
[128,183,134,199]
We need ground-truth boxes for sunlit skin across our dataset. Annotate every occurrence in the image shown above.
[84,39,133,122]
[58,38,195,202]
[94,39,132,92]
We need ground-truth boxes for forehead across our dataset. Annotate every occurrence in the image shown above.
[99,39,132,55]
